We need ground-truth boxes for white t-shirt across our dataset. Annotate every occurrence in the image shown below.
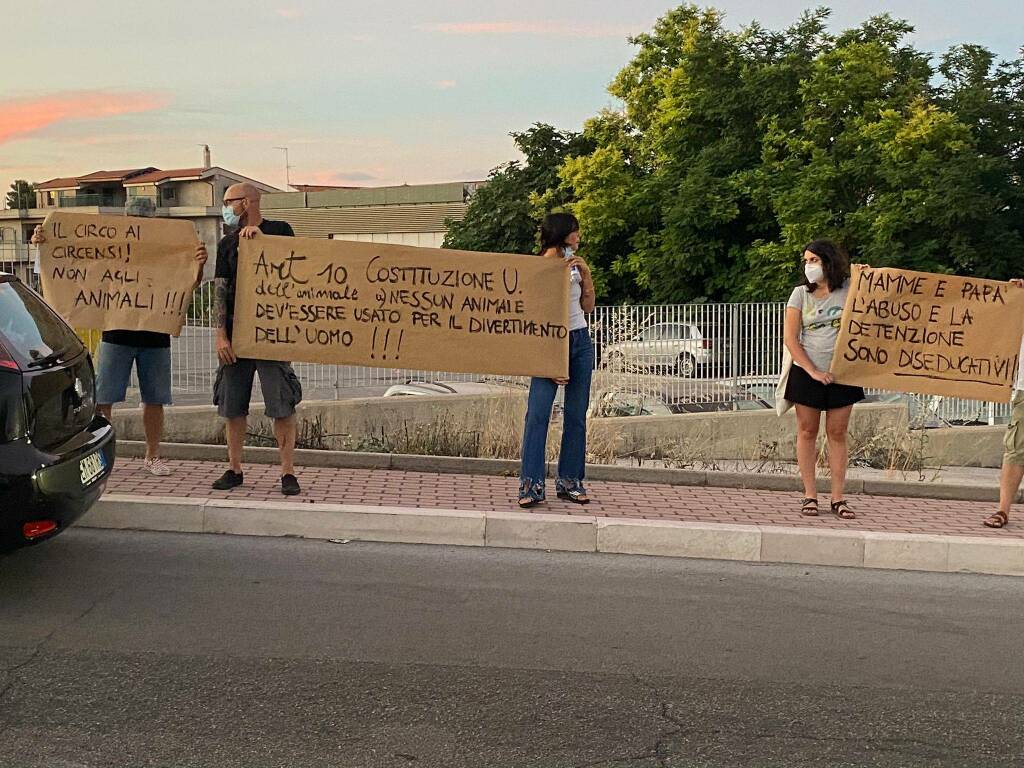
[786,281,849,372]
[567,263,587,331]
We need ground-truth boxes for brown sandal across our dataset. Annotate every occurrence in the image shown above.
[984,510,1009,528]
[831,500,856,519]
[800,498,819,516]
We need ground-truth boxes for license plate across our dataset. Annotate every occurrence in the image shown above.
[79,450,107,486]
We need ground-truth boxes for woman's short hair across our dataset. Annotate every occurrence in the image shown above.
[540,213,579,252]
[801,238,849,291]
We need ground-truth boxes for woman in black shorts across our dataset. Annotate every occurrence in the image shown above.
[783,239,864,519]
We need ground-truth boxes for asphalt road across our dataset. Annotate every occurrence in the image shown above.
[1,530,1023,768]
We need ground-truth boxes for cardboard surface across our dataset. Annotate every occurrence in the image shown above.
[232,235,570,377]
[38,211,199,335]
[831,266,1024,402]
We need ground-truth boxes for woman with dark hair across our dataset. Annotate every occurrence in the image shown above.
[783,239,865,519]
[518,212,596,508]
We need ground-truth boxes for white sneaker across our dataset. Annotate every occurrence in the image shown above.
[144,457,173,476]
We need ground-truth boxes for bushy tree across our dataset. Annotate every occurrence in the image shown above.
[448,5,1024,303]
[5,180,34,209]
[443,124,593,255]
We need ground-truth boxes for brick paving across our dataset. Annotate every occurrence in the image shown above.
[104,457,1024,540]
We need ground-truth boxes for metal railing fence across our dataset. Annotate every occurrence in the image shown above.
[0,270,1010,425]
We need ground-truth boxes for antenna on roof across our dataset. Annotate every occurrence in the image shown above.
[274,147,292,190]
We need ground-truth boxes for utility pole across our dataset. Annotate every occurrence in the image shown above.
[273,146,292,190]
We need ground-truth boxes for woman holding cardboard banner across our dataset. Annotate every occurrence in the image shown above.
[518,213,596,508]
[783,239,865,519]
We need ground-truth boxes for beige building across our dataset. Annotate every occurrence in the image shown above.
[0,156,277,283]
[2,174,481,285]
[261,181,480,249]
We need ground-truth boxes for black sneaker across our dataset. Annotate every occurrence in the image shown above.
[281,474,300,496]
[212,469,243,490]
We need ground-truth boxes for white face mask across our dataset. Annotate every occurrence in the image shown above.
[804,263,825,284]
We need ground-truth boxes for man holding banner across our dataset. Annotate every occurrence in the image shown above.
[211,183,302,496]
[32,210,208,476]
[984,278,1024,529]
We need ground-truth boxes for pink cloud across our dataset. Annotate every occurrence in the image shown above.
[276,8,303,19]
[0,91,170,145]
[434,80,458,90]
[421,21,639,38]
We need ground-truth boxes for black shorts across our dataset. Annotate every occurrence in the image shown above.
[213,358,302,419]
[784,363,864,411]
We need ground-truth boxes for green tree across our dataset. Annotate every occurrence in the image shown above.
[555,6,835,302]
[443,124,593,255]
[750,21,1022,295]
[561,6,1023,302]
[5,180,34,209]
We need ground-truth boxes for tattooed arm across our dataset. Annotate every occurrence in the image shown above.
[214,277,237,365]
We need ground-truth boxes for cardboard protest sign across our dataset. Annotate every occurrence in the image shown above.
[831,266,1024,402]
[232,235,570,378]
[38,211,199,335]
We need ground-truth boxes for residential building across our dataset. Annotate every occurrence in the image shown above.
[0,153,278,283]
[261,181,481,249]
[3,173,483,287]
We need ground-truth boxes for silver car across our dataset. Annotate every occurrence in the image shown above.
[601,322,712,376]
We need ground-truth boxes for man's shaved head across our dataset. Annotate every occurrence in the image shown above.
[225,182,260,202]
[223,182,263,228]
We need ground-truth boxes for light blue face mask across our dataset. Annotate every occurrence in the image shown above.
[562,246,575,259]
[222,205,241,227]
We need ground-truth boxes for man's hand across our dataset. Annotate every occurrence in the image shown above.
[193,243,209,286]
[216,335,237,365]
[1010,279,1024,289]
[30,225,45,245]
[239,226,261,239]
[809,369,834,385]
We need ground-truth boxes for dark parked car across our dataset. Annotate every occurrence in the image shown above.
[0,272,114,551]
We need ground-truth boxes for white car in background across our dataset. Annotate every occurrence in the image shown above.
[588,382,771,418]
[383,380,527,397]
[600,322,712,377]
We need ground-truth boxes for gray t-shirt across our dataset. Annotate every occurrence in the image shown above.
[787,281,849,372]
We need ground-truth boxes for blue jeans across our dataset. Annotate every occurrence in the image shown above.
[520,328,594,488]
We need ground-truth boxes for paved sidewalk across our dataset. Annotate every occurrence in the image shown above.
[107,457,1020,539]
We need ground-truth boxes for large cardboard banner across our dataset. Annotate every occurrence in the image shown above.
[831,266,1024,402]
[232,235,570,378]
[39,212,199,335]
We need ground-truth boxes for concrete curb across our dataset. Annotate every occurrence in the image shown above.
[118,440,1018,504]
[80,494,1024,578]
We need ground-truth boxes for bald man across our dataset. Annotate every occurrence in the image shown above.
[212,183,302,495]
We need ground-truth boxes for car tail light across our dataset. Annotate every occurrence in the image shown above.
[0,339,18,371]
[23,520,58,539]
[702,338,712,350]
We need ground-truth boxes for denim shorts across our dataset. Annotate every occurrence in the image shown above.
[95,341,173,406]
